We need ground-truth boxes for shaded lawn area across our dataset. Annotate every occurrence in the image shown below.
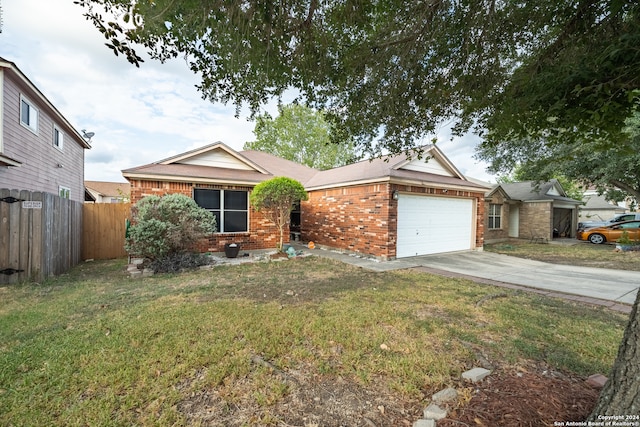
[0,256,628,426]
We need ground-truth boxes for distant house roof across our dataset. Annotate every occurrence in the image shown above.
[123,142,487,192]
[581,193,626,211]
[85,181,131,199]
[488,180,581,205]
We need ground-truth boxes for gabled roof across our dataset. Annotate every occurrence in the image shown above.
[488,180,581,205]
[581,194,627,211]
[122,142,318,186]
[85,181,131,198]
[0,57,91,150]
[122,142,486,192]
[304,145,486,191]
[240,149,319,184]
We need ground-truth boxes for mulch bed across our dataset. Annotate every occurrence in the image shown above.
[438,367,600,427]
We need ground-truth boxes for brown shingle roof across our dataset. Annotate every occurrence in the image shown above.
[122,143,485,191]
[304,147,486,191]
[240,150,319,184]
[85,181,131,197]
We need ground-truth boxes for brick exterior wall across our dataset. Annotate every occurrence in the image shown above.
[485,192,511,242]
[519,201,553,241]
[128,179,281,253]
[302,183,485,260]
[302,184,394,259]
[128,179,485,259]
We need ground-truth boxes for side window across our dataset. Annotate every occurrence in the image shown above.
[59,186,70,199]
[20,95,39,134]
[620,222,640,229]
[53,126,64,151]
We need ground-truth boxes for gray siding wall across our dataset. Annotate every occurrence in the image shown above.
[0,70,86,202]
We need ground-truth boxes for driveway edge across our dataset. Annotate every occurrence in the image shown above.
[413,266,633,314]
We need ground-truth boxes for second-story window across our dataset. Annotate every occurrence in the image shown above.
[20,95,39,134]
[53,126,64,151]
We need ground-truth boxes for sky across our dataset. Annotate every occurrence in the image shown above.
[1,0,495,183]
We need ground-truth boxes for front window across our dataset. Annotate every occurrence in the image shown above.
[488,204,502,229]
[20,95,39,134]
[194,188,248,233]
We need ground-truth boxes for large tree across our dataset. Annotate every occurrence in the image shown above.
[244,103,357,170]
[479,112,640,206]
[77,0,640,156]
[78,0,640,418]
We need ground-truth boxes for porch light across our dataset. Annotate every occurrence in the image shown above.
[392,190,399,200]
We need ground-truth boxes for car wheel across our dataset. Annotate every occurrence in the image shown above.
[588,233,606,244]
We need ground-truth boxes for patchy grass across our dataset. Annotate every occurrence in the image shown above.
[0,256,628,426]
[485,240,640,271]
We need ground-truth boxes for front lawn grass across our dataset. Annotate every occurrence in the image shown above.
[0,256,628,426]
[486,240,640,271]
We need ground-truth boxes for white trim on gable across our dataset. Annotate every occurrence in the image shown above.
[176,149,256,170]
[394,146,466,179]
[400,156,452,176]
[158,142,269,173]
[546,185,562,196]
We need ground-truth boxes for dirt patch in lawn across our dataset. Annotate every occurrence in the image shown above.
[177,362,599,426]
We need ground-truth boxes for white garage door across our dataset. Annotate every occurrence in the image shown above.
[397,194,474,258]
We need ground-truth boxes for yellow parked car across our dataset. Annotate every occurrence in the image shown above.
[577,220,640,244]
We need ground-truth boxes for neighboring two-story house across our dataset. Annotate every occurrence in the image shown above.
[0,57,91,202]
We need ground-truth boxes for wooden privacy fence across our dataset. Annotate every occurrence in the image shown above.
[0,188,82,284]
[82,203,131,260]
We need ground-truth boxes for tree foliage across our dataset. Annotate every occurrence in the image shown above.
[76,0,640,158]
[126,193,216,260]
[479,112,640,205]
[244,104,357,170]
[250,177,308,251]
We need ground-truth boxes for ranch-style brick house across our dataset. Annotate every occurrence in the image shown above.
[122,142,487,260]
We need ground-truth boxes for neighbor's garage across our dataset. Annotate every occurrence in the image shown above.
[396,194,474,258]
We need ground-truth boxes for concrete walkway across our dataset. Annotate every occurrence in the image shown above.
[302,245,638,313]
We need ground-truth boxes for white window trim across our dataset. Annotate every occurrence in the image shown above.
[20,94,39,134]
[488,203,502,230]
[59,185,71,199]
[53,126,64,151]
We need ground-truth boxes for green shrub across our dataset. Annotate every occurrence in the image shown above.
[125,194,216,260]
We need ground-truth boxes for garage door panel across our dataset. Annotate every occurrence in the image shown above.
[397,195,473,257]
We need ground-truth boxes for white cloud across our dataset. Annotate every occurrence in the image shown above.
[1,0,495,183]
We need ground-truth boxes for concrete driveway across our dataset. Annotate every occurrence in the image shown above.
[409,251,639,306]
[307,246,638,311]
